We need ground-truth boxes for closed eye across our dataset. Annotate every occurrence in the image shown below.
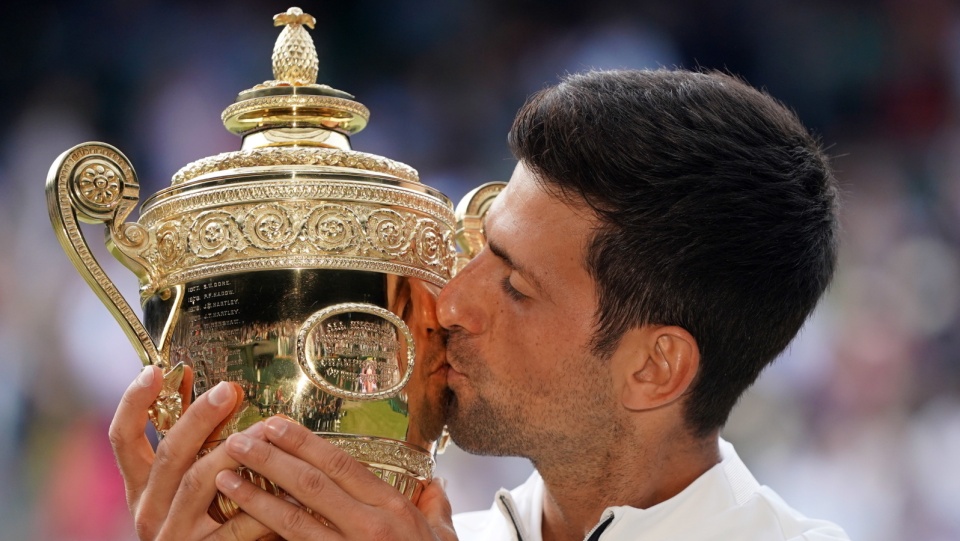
[501,275,527,301]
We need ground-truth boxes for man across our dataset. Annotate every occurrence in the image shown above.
[110,69,849,540]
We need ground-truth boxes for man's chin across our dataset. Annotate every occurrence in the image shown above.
[444,396,519,457]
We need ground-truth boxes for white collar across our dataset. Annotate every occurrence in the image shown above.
[493,439,760,541]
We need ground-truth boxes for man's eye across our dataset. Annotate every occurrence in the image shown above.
[500,275,527,301]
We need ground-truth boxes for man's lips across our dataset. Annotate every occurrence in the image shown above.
[428,364,451,378]
[445,363,466,383]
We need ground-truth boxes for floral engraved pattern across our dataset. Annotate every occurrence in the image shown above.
[157,221,184,265]
[189,210,238,259]
[366,209,409,256]
[305,204,361,252]
[413,219,443,266]
[326,437,434,479]
[243,203,298,250]
[77,161,122,208]
[171,147,418,185]
[137,179,458,290]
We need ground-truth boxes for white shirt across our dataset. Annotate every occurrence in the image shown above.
[453,440,850,541]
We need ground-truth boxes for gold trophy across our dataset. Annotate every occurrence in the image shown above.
[45,7,503,521]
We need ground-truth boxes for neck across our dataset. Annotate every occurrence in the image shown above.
[535,432,721,541]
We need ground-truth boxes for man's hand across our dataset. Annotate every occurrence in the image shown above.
[216,417,458,541]
[109,365,273,540]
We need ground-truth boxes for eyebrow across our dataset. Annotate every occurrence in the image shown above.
[486,237,549,298]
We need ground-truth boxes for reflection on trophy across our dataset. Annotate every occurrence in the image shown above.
[45,7,504,522]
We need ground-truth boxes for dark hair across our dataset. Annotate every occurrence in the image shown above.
[509,69,838,437]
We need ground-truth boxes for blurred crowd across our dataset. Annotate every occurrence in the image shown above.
[0,0,958,539]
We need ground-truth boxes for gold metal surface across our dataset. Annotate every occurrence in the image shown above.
[46,6,504,526]
[172,147,415,185]
[455,181,507,267]
[46,142,161,365]
[221,94,370,137]
[271,7,318,86]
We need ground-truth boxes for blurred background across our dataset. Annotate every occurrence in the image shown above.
[1,0,958,539]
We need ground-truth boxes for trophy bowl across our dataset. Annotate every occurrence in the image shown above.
[45,7,503,522]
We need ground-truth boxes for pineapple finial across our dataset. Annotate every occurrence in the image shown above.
[271,7,319,85]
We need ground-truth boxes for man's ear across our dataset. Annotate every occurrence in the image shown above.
[611,326,700,412]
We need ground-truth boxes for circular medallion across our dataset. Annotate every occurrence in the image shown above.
[305,204,362,252]
[243,203,297,250]
[366,209,409,256]
[189,210,238,259]
[157,221,185,266]
[413,219,443,266]
[72,158,124,212]
[296,303,414,401]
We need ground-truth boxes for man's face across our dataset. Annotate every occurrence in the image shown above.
[437,162,618,462]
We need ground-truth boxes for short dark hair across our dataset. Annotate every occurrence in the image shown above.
[509,69,838,437]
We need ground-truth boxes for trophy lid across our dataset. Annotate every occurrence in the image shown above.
[168,7,419,187]
[127,8,456,294]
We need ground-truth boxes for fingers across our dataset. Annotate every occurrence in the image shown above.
[219,423,365,524]
[215,470,337,541]
[221,417,437,540]
[417,478,457,541]
[135,380,244,536]
[110,365,164,511]
[166,423,265,521]
[158,423,272,540]
[261,417,393,505]
[205,511,275,541]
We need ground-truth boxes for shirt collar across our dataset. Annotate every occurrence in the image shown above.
[494,438,760,541]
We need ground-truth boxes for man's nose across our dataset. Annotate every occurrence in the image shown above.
[437,254,488,335]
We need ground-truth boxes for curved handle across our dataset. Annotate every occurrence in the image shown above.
[46,142,162,368]
[454,181,506,269]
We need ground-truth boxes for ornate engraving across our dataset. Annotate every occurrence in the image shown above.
[47,142,162,366]
[414,219,443,267]
[147,363,185,436]
[75,160,123,210]
[305,204,362,252]
[144,180,450,224]
[367,209,410,256]
[271,7,318,85]
[157,221,184,266]
[166,256,446,292]
[189,210,242,259]
[133,182,456,293]
[243,203,298,250]
[297,303,415,402]
[326,436,434,479]
[171,147,415,185]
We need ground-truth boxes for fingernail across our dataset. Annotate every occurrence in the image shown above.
[244,422,265,437]
[208,382,233,407]
[434,477,448,490]
[265,416,288,437]
[136,366,155,387]
[217,470,242,491]
[227,433,253,453]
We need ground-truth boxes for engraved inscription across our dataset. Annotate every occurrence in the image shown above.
[297,303,415,402]
[313,318,402,395]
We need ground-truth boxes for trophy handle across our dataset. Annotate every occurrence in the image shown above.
[46,142,184,433]
[454,181,506,269]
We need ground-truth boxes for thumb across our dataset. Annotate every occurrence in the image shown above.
[418,477,458,541]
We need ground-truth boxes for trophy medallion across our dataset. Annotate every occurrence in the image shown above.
[46,7,504,522]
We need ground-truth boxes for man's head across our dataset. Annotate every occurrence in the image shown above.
[507,69,838,436]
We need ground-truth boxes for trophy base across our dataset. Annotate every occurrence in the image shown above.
[206,433,433,524]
